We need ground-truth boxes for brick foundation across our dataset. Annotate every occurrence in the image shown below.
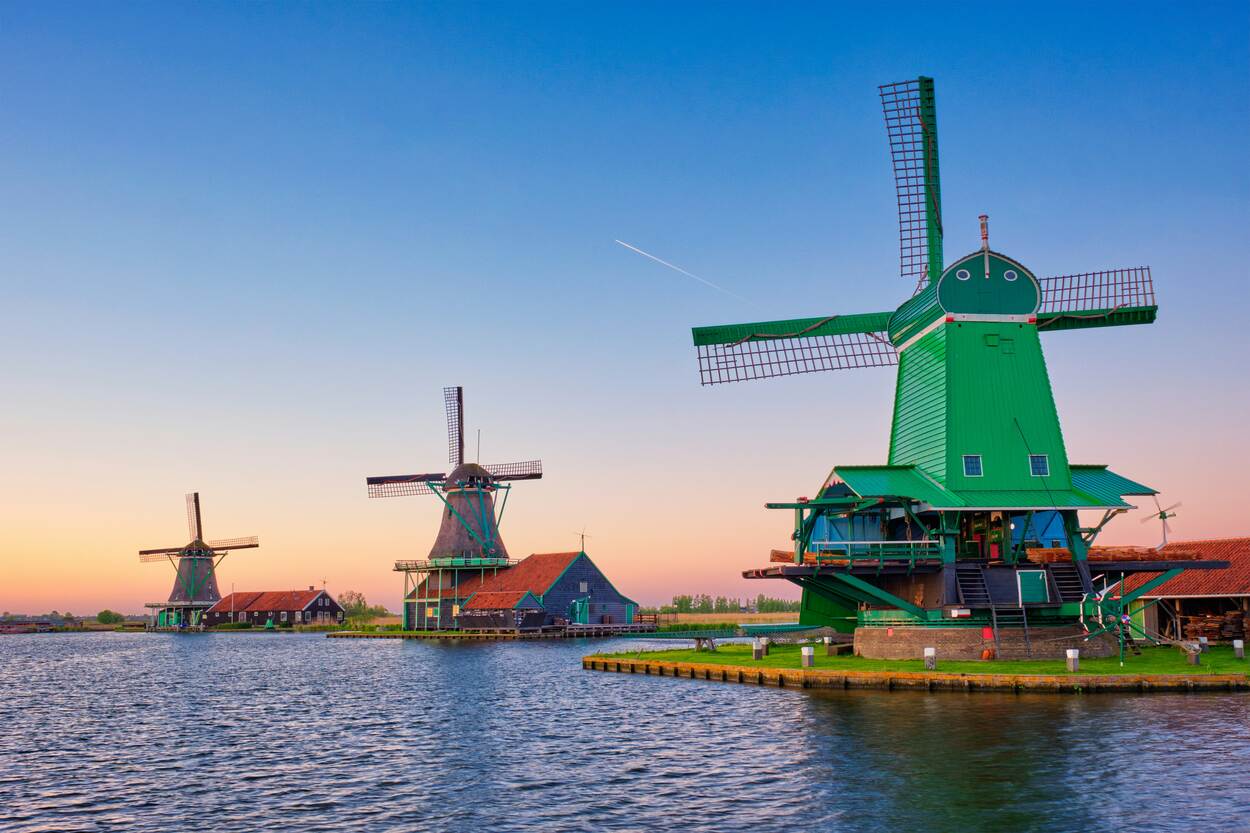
[854,625,1117,660]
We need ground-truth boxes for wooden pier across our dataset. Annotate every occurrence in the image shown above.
[582,656,1250,693]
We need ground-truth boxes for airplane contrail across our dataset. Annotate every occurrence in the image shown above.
[614,239,747,302]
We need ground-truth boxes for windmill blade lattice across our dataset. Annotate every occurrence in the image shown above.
[482,460,543,481]
[186,492,203,541]
[697,331,897,385]
[367,473,443,498]
[880,78,943,291]
[445,386,464,467]
[690,311,897,386]
[205,536,260,552]
[1039,268,1155,317]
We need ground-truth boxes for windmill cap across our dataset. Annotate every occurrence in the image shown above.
[445,462,494,486]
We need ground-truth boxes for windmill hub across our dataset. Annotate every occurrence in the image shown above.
[443,462,496,492]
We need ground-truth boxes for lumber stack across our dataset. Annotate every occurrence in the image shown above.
[768,549,850,567]
[1183,611,1246,642]
[1028,548,1071,564]
[1086,546,1202,562]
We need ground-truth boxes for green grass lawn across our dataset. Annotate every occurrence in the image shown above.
[592,642,1250,677]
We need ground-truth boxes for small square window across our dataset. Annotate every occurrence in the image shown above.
[963,455,983,477]
[1029,454,1050,477]
[579,581,589,594]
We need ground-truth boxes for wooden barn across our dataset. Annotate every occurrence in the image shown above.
[449,551,639,631]
[1125,538,1250,641]
[205,588,344,627]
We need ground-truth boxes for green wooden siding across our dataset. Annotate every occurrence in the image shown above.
[888,325,948,480]
[944,322,1072,494]
[935,251,1040,315]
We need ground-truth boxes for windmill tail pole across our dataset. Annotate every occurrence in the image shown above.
[980,213,991,279]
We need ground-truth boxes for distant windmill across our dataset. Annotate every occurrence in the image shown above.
[139,492,259,628]
[1141,495,1182,550]
[367,386,543,631]
[366,386,542,558]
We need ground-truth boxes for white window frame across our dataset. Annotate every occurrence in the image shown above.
[1029,454,1050,478]
[579,581,589,594]
[280,611,288,622]
[963,454,984,478]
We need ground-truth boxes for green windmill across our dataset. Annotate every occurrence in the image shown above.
[691,78,1225,658]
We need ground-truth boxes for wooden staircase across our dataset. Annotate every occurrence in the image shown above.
[1048,563,1085,603]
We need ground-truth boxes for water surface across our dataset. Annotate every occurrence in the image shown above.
[2,633,1247,832]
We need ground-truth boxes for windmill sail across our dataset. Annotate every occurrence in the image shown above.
[1037,268,1157,331]
[692,311,896,385]
[367,472,444,498]
[445,386,464,467]
[186,492,203,541]
[880,77,943,291]
[482,460,543,481]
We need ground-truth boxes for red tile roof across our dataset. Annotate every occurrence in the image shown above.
[462,590,543,611]
[407,572,500,601]
[207,590,328,614]
[1122,538,1250,598]
[473,552,582,597]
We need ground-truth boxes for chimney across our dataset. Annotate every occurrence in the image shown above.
[309,585,314,591]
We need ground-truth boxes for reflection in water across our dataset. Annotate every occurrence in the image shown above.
[1,633,1246,832]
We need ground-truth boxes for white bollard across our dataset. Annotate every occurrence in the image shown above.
[801,646,815,668]
[923,646,937,671]
[752,639,764,661]
[1066,648,1080,673]
[1198,636,1209,653]
[760,637,770,657]
[824,635,837,656]
[1235,639,1245,660]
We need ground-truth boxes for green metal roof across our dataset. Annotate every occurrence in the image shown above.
[834,465,964,507]
[1069,465,1157,500]
[949,489,1128,510]
[886,283,943,345]
[691,311,893,346]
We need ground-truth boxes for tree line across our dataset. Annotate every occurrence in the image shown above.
[646,594,801,614]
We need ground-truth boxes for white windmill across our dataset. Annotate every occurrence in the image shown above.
[1140,495,1182,550]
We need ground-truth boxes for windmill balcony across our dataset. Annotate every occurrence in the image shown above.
[393,556,518,572]
[807,540,943,564]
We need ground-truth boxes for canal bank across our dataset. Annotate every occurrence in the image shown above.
[584,644,1250,693]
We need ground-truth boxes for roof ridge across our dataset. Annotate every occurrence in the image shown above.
[1167,536,1250,545]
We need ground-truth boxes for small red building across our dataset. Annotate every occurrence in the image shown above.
[205,588,344,627]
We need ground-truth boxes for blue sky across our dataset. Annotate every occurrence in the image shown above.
[1,2,1247,610]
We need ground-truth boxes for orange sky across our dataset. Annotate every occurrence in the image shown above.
[2,352,1246,615]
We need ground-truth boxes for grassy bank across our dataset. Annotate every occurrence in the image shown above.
[593,643,1250,677]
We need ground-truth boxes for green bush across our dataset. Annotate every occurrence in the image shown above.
[214,621,253,630]
[96,609,125,625]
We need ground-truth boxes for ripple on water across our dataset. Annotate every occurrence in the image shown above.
[0,633,1247,832]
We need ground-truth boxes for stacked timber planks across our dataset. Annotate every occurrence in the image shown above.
[1183,611,1246,642]
[1027,546,1206,563]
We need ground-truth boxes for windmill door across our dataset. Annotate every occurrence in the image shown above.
[1017,571,1049,605]
[569,598,590,625]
